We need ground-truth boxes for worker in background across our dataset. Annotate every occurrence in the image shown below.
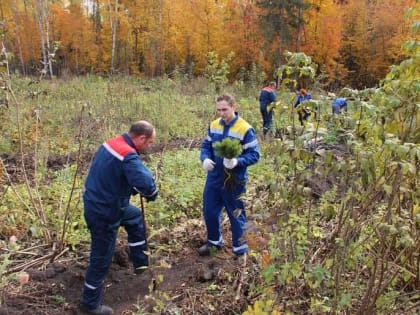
[259,81,277,136]
[294,89,312,126]
[332,97,348,114]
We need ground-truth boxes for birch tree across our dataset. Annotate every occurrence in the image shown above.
[108,0,118,74]
[36,0,54,78]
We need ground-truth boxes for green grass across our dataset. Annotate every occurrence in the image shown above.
[0,74,418,314]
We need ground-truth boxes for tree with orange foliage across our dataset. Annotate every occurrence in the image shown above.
[0,0,415,87]
[222,0,265,79]
[49,4,97,75]
[340,0,415,88]
[303,0,347,87]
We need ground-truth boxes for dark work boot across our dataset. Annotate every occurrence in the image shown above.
[198,244,219,256]
[80,304,114,315]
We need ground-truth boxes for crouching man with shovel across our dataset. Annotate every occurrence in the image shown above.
[80,120,159,315]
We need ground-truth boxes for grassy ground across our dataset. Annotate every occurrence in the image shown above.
[0,75,418,314]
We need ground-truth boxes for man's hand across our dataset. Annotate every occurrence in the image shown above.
[202,158,215,171]
[267,101,279,112]
[223,158,238,169]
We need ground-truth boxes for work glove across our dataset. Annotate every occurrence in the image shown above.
[202,158,215,172]
[223,158,238,169]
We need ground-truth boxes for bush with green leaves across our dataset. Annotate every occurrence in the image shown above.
[277,51,318,90]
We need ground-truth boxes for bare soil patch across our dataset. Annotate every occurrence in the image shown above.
[0,219,259,315]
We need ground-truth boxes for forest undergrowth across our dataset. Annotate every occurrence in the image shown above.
[0,43,419,314]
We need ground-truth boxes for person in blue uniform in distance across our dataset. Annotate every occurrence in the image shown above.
[332,97,348,114]
[259,81,277,136]
[294,88,312,126]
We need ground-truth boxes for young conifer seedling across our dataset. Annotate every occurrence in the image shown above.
[214,138,242,190]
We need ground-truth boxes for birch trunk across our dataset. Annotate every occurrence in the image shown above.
[108,0,119,74]
[36,0,53,79]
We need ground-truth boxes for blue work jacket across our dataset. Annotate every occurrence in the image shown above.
[84,133,158,223]
[294,93,312,107]
[333,98,348,107]
[200,114,260,186]
[259,87,277,111]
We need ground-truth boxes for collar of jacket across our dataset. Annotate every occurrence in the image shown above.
[122,133,138,154]
[263,86,275,92]
[220,112,239,127]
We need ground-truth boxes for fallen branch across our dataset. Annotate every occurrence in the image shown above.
[235,253,247,301]
[4,252,54,275]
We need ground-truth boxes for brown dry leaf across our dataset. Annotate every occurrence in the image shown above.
[246,232,260,250]
[261,250,272,268]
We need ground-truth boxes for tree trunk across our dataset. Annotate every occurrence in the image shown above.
[295,2,303,52]
[1,42,10,77]
[36,0,54,79]
[11,3,26,75]
[108,0,119,74]
[93,0,102,71]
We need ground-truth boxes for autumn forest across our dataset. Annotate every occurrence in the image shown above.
[0,0,416,88]
[0,0,419,314]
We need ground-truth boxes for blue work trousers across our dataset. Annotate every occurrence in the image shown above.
[203,183,248,255]
[332,103,348,114]
[260,107,273,135]
[82,204,148,309]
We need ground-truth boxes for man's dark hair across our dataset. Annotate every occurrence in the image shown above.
[129,120,154,137]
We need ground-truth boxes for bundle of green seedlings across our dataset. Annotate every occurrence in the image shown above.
[214,138,242,190]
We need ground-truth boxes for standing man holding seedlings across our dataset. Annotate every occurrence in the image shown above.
[199,94,260,257]
[81,120,159,315]
[259,81,277,136]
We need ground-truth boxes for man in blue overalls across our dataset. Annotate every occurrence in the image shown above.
[332,97,348,114]
[294,88,312,126]
[81,121,159,315]
[259,81,277,136]
[199,94,260,257]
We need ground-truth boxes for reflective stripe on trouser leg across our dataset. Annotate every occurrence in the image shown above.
[121,204,148,268]
[222,184,248,255]
[203,184,224,247]
[82,219,117,309]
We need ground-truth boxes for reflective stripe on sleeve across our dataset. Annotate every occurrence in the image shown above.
[243,139,258,150]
